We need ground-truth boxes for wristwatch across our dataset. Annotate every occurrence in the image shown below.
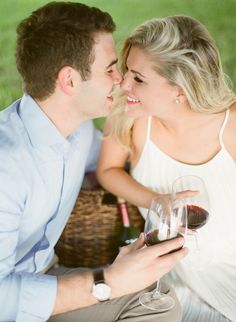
[92,268,111,301]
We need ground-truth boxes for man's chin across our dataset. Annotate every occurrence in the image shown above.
[91,107,110,120]
[100,103,113,118]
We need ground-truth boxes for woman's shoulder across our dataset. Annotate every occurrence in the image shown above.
[223,103,236,160]
[229,102,236,118]
[227,103,236,129]
[132,116,149,139]
[131,116,150,154]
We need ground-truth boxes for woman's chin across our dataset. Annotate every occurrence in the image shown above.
[125,104,146,119]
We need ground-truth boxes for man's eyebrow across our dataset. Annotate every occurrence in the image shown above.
[106,58,118,69]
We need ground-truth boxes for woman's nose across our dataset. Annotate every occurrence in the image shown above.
[120,76,131,91]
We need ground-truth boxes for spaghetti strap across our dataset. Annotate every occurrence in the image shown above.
[219,109,230,147]
[146,116,152,141]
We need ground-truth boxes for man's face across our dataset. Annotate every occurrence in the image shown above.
[78,32,121,119]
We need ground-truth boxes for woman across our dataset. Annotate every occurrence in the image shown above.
[97,16,236,321]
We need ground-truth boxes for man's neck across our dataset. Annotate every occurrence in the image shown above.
[35,95,88,138]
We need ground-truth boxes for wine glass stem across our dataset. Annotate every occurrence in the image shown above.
[194,233,200,250]
[152,279,162,299]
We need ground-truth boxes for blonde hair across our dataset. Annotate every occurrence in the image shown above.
[109,15,236,150]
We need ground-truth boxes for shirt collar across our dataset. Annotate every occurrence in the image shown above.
[18,94,70,148]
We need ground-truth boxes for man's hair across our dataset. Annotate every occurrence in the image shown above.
[16,1,115,99]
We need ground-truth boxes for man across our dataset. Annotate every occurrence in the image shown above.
[0,2,187,322]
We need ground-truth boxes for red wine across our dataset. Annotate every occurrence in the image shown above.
[145,229,182,246]
[187,205,209,229]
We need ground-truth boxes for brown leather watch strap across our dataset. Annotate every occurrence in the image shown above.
[93,268,105,284]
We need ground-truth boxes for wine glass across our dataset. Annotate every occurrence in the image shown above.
[172,175,210,250]
[139,196,186,311]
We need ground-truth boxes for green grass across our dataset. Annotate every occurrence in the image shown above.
[1,0,236,124]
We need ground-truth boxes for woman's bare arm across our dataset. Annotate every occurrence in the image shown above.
[96,121,157,208]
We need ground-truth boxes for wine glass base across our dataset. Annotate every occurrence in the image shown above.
[139,291,175,312]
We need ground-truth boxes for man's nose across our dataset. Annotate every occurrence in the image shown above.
[113,70,122,85]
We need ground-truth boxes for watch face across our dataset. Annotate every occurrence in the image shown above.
[92,283,111,301]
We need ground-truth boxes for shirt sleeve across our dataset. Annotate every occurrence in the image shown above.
[16,273,57,322]
[85,125,102,172]
[0,154,57,322]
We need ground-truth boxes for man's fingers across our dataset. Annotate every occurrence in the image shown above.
[129,233,145,250]
[159,247,189,268]
[146,236,185,258]
[120,233,145,254]
[154,247,189,275]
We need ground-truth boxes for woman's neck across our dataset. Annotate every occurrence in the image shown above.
[155,108,215,135]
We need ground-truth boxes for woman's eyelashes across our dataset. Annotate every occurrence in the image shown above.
[134,76,144,83]
[123,68,144,83]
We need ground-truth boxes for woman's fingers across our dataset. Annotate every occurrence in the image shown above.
[176,190,199,199]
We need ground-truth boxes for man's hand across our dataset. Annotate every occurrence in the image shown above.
[104,233,188,299]
[53,234,187,315]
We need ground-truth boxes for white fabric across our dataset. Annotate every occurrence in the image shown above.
[163,272,232,322]
[131,110,236,321]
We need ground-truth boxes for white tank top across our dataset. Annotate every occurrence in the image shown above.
[131,110,236,321]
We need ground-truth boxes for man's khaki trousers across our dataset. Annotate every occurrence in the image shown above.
[48,266,181,322]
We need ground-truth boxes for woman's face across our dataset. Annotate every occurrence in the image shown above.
[121,46,179,118]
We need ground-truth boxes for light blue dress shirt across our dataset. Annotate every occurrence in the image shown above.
[0,95,101,322]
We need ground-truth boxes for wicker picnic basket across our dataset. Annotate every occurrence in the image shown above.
[55,188,144,268]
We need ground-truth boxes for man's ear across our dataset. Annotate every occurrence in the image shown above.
[57,66,81,95]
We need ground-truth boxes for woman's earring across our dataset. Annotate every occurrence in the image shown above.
[175,98,180,104]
